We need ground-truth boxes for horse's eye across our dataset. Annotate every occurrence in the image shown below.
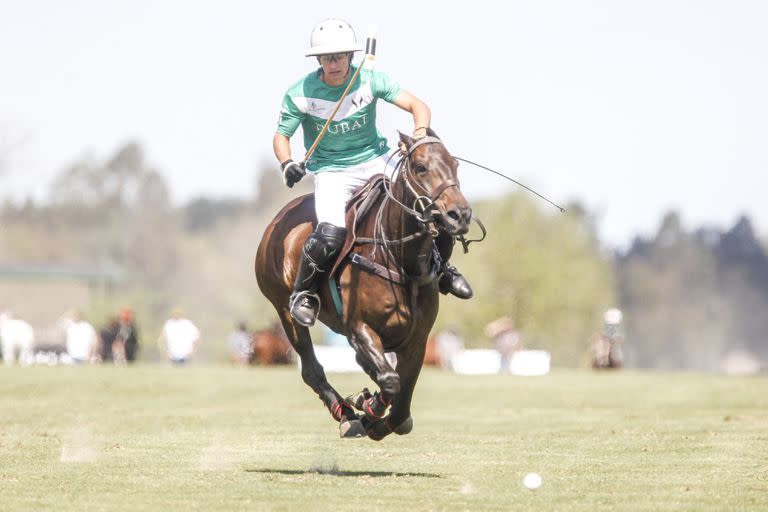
[414,164,428,174]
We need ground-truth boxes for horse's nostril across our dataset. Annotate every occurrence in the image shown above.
[448,207,472,224]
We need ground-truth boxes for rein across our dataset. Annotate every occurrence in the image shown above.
[348,137,453,297]
[359,136,457,250]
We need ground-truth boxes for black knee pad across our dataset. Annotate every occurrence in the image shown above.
[304,222,347,265]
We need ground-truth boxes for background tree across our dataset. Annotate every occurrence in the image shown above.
[714,217,768,361]
[617,212,768,370]
[435,191,615,365]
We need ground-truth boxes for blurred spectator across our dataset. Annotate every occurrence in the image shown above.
[66,311,99,364]
[159,309,200,365]
[0,312,35,366]
[485,316,520,373]
[99,316,120,362]
[227,322,252,367]
[116,307,140,363]
[435,326,464,371]
[592,308,625,369]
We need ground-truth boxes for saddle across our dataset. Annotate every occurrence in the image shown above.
[328,173,390,280]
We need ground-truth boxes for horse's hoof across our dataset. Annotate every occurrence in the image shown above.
[362,418,387,441]
[339,419,366,439]
[393,416,413,435]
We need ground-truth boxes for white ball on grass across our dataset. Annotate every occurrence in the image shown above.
[523,472,542,490]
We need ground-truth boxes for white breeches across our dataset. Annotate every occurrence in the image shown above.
[313,154,398,227]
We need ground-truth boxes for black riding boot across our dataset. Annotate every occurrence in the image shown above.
[289,222,347,326]
[435,232,473,299]
[439,263,473,299]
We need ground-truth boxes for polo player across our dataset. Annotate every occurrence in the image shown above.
[273,18,473,327]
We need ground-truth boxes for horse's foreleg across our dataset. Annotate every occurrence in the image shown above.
[344,351,390,420]
[366,337,427,439]
[347,323,409,440]
[348,324,399,405]
[278,313,363,437]
[388,343,425,434]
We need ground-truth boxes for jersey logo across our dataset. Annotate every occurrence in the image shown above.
[314,114,369,135]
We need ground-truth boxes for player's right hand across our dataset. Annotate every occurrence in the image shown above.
[281,159,306,188]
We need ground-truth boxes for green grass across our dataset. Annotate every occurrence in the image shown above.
[1,365,767,511]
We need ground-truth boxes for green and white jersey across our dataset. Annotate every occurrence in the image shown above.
[277,65,401,172]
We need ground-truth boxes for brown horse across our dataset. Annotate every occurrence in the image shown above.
[255,129,472,440]
[250,322,294,365]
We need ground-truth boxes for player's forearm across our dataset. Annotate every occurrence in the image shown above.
[273,132,293,163]
[393,91,431,137]
[411,100,431,137]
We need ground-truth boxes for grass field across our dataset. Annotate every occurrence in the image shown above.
[2,365,767,511]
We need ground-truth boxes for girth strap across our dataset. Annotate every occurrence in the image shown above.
[349,252,439,287]
[355,230,427,246]
[350,253,405,285]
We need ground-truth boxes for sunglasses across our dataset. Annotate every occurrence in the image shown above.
[319,53,350,64]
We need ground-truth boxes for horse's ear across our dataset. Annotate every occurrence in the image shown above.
[398,131,415,148]
[426,127,440,139]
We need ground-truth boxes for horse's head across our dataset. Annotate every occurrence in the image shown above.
[397,129,472,236]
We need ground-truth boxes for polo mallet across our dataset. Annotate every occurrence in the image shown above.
[453,156,565,213]
[303,25,378,163]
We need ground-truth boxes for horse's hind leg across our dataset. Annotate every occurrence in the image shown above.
[278,313,364,438]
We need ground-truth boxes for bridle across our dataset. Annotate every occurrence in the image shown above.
[383,136,461,230]
[371,138,462,343]
[356,136,485,252]
[355,137,458,254]
[346,134,484,347]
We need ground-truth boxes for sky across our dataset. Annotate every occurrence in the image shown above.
[1,1,766,248]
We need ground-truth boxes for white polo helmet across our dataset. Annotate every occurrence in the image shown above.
[306,19,362,56]
[604,308,623,325]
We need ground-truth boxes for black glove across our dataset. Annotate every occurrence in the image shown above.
[281,159,306,188]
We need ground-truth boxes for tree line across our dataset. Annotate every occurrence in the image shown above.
[617,212,768,370]
[1,142,765,368]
